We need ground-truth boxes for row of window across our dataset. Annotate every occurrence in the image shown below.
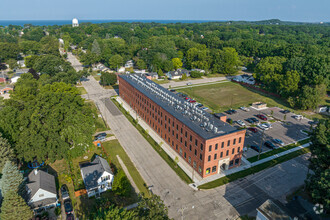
[205,159,240,175]
[207,147,241,162]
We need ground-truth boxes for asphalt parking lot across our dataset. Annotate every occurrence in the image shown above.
[222,106,311,158]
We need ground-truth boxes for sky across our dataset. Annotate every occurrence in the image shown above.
[0,0,329,22]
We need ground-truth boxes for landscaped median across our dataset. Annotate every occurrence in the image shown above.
[111,97,193,184]
[247,138,311,163]
[198,147,310,189]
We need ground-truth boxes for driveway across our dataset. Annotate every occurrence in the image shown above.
[69,54,311,219]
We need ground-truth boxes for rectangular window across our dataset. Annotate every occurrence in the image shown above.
[181,128,183,134]
[176,134,178,139]
[206,168,210,175]
[226,150,229,156]
[195,139,198,146]
[179,148,182,155]
[165,123,167,129]
[229,160,234,167]
[168,118,170,124]
[235,158,240,165]
[221,142,224,148]
[165,115,167,121]
[208,155,211,161]
[185,141,187,147]
[194,149,197,156]
[190,135,192,142]
[189,145,192,151]
[185,131,187,138]
[198,166,202,173]
[184,152,186,158]
[200,143,204,151]
[238,147,240,153]
[215,143,218,150]
[172,141,174,147]
[233,138,236,145]
[212,166,217,173]
[180,137,183,143]
[209,145,212,152]
[220,152,223,158]
[193,161,196,168]
[176,144,178,150]
[239,137,242,143]
[214,154,217,160]
[232,148,235,154]
[176,124,178,130]
[227,140,230,147]
[188,157,191,163]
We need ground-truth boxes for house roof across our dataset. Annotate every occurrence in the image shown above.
[0,74,8,78]
[168,69,190,76]
[26,170,57,202]
[0,84,14,90]
[80,156,113,190]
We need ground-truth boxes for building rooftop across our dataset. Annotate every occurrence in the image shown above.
[120,74,238,140]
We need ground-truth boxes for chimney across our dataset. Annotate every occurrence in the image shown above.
[34,169,38,175]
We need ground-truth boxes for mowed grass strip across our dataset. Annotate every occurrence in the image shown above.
[102,140,150,197]
[177,82,291,113]
[198,147,310,189]
[247,138,310,163]
[112,98,193,184]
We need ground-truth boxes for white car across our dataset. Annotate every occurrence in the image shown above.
[201,107,209,110]
[236,120,246,126]
[294,115,303,120]
[239,106,250,112]
[257,123,269,130]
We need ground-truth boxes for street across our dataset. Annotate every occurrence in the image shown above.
[69,54,310,220]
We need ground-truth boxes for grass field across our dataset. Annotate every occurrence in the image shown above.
[177,81,292,113]
[76,86,87,95]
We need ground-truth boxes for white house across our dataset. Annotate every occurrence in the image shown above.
[125,60,134,68]
[25,170,58,211]
[80,156,114,197]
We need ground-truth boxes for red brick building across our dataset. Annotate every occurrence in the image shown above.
[119,74,246,178]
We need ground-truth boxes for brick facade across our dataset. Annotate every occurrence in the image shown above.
[119,76,246,178]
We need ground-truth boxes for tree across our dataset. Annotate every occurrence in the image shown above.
[93,205,137,220]
[33,55,74,76]
[109,54,123,70]
[157,69,164,77]
[212,47,239,75]
[174,156,179,168]
[91,39,102,55]
[181,73,188,80]
[135,194,170,219]
[7,59,19,70]
[306,120,330,212]
[0,161,23,196]
[172,58,183,70]
[24,55,39,68]
[0,133,14,173]
[0,81,96,162]
[190,70,203,78]
[0,190,33,220]
[278,70,300,97]
[296,84,326,110]
[100,72,117,86]
[112,170,131,197]
[136,59,146,69]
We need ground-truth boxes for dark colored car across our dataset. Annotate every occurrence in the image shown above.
[281,110,290,114]
[251,145,262,152]
[246,118,254,123]
[248,127,258,133]
[264,141,276,149]
[196,104,203,108]
[226,118,233,124]
[257,114,267,121]
[94,132,107,141]
[251,117,259,123]
[60,185,69,200]
[225,109,237,115]
[182,94,188,98]
[64,199,73,214]
[169,89,176,92]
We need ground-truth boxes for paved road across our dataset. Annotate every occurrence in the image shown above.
[68,54,310,219]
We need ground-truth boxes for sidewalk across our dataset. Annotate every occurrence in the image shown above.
[115,96,203,183]
[116,155,140,194]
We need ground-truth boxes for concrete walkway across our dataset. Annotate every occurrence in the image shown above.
[116,155,140,194]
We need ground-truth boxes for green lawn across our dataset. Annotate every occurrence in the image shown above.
[112,98,193,184]
[76,86,87,95]
[95,116,109,132]
[247,138,310,163]
[102,140,150,196]
[198,147,310,189]
[177,81,292,113]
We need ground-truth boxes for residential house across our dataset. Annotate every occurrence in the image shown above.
[0,73,8,83]
[118,66,126,73]
[166,69,190,80]
[0,85,14,95]
[80,156,114,197]
[191,68,205,74]
[125,60,134,68]
[145,72,158,80]
[17,60,26,68]
[25,169,58,211]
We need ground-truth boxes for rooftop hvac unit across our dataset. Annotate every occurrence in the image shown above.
[203,122,207,127]
[210,124,214,130]
[214,127,218,133]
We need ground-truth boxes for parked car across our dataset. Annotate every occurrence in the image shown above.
[248,127,258,133]
[281,110,290,114]
[257,123,269,130]
[94,132,107,141]
[236,120,246,126]
[256,114,267,121]
[273,138,284,146]
[64,199,73,214]
[226,118,233,124]
[169,89,176,92]
[60,185,69,201]
[263,123,272,129]
[182,94,188,98]
[264,141,276,149]
[251,117,259,123]
[189,100,196,103]
[196,103,203,108]
[246,118,254,123]
[201,107,209,110]
[225,109,237,115]
[185,97,191,100]
[187,82,192,85]
[294,115,303,120]
[251,145,262,152]
[240,106,250,112]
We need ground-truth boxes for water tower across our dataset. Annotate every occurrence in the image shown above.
[72,18,79,27]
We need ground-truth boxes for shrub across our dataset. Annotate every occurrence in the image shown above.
[112,170,131,197]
